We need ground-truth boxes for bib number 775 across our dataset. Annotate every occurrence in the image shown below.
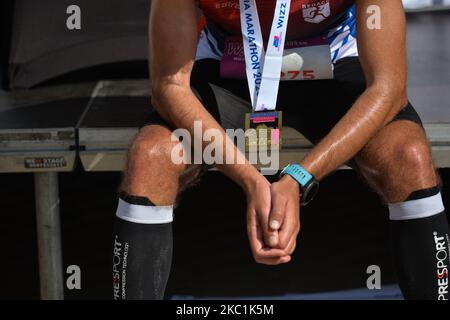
[281,69,316,81]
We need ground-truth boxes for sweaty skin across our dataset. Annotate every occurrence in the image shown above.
[148,0,437,265]
[299,0,408,180]
[270,0,437,254]
[150,0,288,265]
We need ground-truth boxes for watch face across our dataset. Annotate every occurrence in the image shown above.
[302,180,319,206]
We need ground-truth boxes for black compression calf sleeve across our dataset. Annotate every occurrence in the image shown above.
[112,218,172,300]
[389,187,450,300]
[112,193,173,300]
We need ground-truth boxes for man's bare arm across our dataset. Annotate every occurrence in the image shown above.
[298,0,408,180]
[149,0,261,191]
[150,0,287,262]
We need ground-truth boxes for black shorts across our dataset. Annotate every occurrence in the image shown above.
[144,57,423,148]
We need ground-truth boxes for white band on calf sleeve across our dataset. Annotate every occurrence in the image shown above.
[388,192,445,221]
[116,199,174,224]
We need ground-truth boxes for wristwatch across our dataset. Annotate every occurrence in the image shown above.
[280,163,319,206]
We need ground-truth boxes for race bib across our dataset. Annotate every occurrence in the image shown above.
[220,35,334,81]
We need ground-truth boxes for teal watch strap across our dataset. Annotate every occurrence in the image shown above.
[280,164,313,187]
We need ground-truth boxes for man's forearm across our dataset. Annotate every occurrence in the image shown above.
[152,84,262,191]
[300,86,407,180]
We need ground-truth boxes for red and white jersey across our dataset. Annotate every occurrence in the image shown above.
[196,0,358,63]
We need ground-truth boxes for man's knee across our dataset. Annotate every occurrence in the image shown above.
[127,126,185,176]
[356,125,438,202]
[121,126,188,197]
[393,138,433,173]
[376,136,436,190]
[120,126,191,204]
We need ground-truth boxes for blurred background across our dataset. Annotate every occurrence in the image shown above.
[0,0,450,300]
[404,0,450,9]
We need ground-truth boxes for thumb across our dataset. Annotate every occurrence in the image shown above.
[269,192,287,232]
[258,205,280,248]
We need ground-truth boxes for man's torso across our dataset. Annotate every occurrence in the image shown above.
[196,0,358,63]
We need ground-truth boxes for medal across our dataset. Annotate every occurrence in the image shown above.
[239,0,291,151]
[245,111,283,151]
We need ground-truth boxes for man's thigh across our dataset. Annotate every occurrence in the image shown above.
[142,59,251,131]
[190,58,423,138]
[143,57,424,168]
[143,58,366,133]
[278,57,423,145]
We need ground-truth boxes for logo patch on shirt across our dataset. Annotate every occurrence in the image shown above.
[302,1,330,24]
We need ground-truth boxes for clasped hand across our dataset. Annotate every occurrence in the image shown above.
[245,175,301,265]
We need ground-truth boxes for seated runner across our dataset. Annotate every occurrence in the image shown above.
[112,0,450,300]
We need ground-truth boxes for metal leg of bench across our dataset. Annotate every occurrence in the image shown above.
[34,172,64,300]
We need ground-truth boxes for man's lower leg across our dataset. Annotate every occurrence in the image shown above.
[389,186,450,300]
[112,191,174,300]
